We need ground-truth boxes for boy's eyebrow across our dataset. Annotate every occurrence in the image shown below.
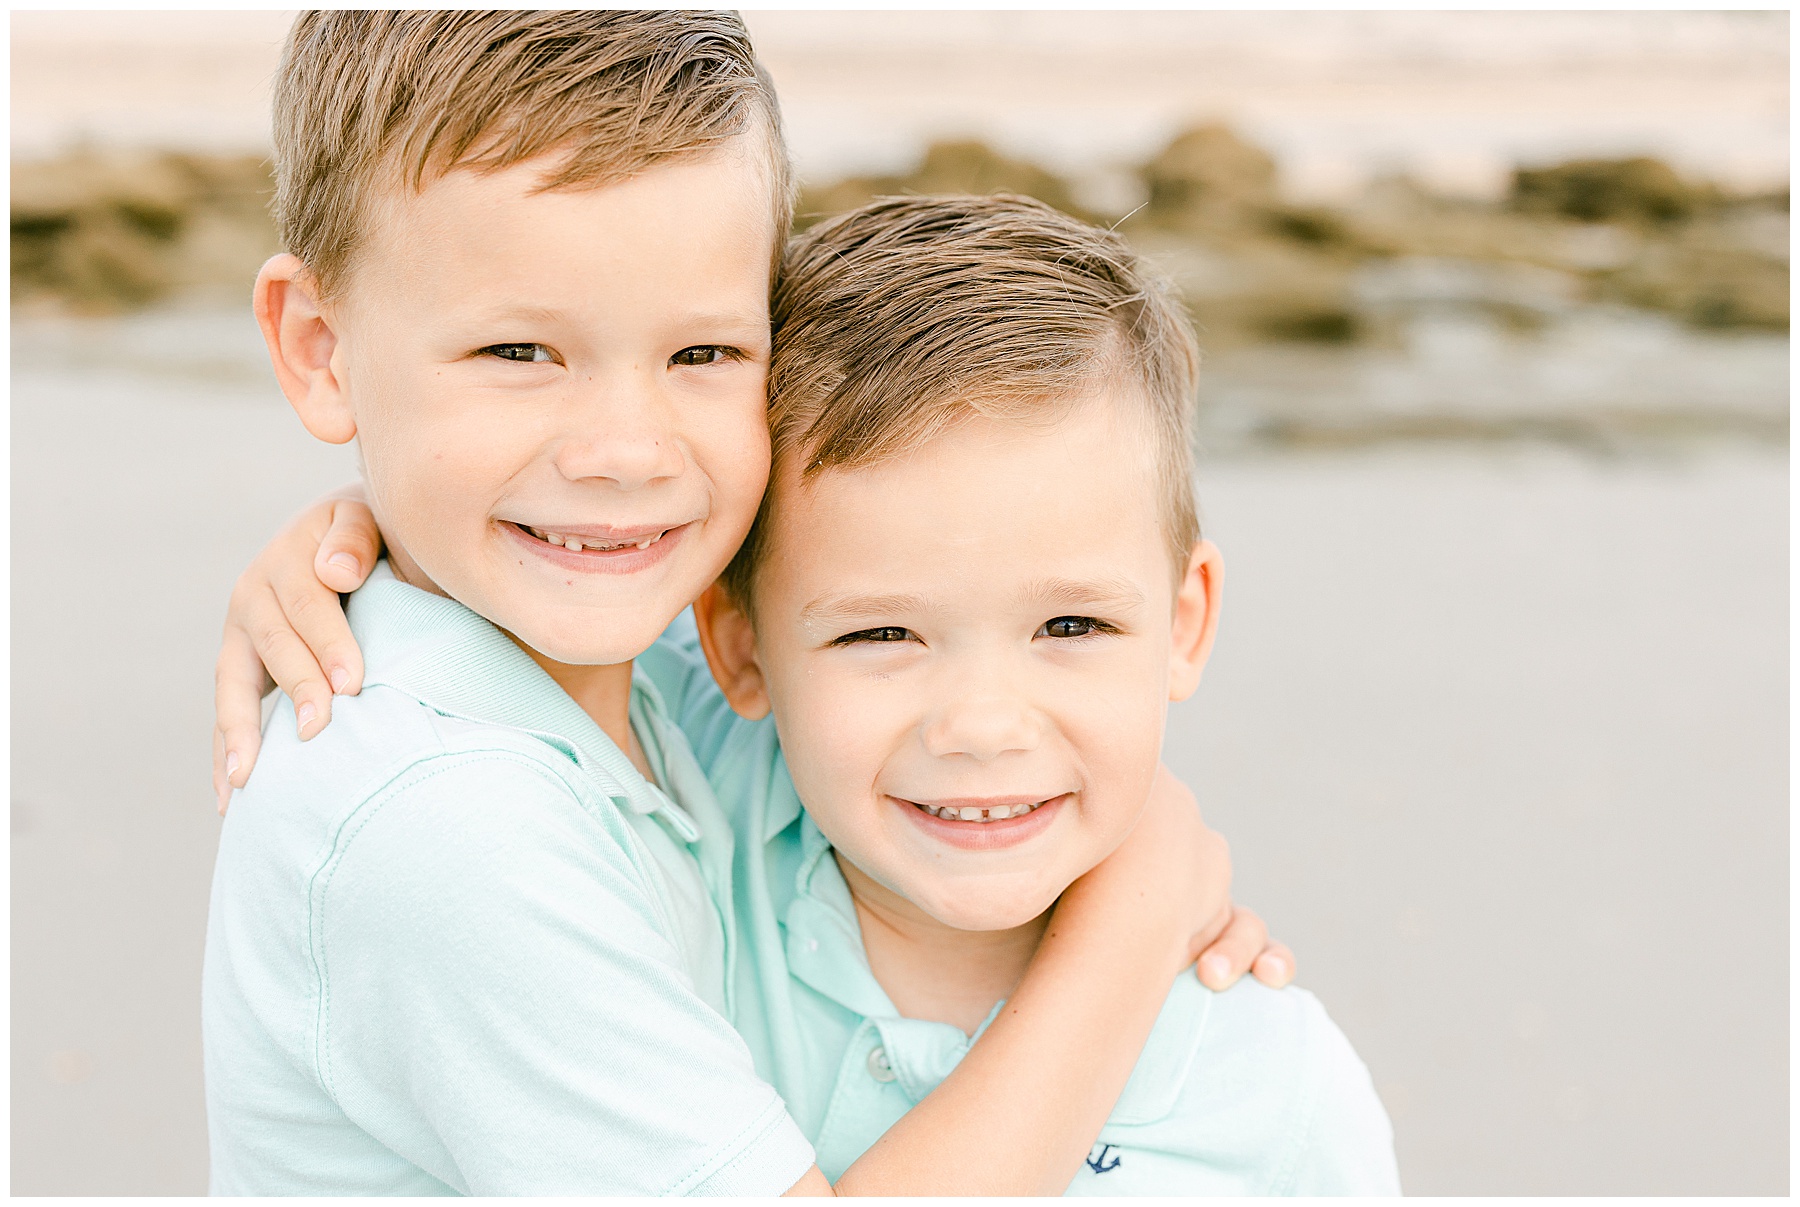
[799,591,931,634]
[456,304,769,339]
[462,302,572,328]
[1015,576,1147,612]
[680,309,771,333]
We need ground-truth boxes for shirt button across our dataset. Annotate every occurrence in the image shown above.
[866,1045,897,1083]
[805,938,820,953]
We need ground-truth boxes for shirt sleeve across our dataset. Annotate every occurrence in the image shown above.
[308,749,815,1195]
[1279,993,1403,1195]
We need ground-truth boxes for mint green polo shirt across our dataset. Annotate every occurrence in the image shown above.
[202,564,815,1195]
[640,614,1402,1195]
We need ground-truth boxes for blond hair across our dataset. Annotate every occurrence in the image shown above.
[723,193,1202,607]
[271,9,789,297]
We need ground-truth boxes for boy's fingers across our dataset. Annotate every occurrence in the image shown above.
[1251,941,1296,989]
[214,623,275,810]
[314,498,381,595]
[273,558,364,697]
[243,585,336,741]
[212,727,231,816]
[1195,906,1270,992]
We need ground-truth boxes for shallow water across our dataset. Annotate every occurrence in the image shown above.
[10,309,1787,1194]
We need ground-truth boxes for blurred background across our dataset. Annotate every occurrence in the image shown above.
[11,9,1787,1195]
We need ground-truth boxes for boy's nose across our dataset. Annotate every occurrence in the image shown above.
[552,381,686,490]
[554,432,685,491]
[921,692,1046,763]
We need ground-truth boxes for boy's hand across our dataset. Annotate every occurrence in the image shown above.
[1065,765,1295,992]
[213,485,380,813]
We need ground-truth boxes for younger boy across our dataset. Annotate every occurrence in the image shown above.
[203,10,1279,1197]
[217,191,1397,1192]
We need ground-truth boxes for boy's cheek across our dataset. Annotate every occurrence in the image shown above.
[776,684,900,809]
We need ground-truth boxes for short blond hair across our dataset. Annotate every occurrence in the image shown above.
[272,9,789,298]
[723,193,1202,607]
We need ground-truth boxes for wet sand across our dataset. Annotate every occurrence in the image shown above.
[10,307,1787,1194]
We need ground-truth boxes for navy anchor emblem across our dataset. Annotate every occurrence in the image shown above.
[1085,1143,1121,1174]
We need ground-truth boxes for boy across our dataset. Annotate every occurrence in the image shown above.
[216,188,1394,1191]
[204,10,1282,1197]
[666,194,1398,1191]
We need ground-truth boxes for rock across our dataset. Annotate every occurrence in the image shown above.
[1509,156,1706,226]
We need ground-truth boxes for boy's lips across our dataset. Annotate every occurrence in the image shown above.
[892,792,1070,851]
[501,519,690,573]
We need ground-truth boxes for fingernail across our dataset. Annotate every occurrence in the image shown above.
[297,702,317,733]
[1202,953,1232,986]
[327,552,360,575]
[225,751,240,780]
[329,667,349,694]
[1261,954,1289,984]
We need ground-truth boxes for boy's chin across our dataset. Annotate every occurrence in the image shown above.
[501,610,671,668]
[914,884,1063,934]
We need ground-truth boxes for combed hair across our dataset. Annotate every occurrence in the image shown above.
[722,193,1203,607]
[272,9,790,297]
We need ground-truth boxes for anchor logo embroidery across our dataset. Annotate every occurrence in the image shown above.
[1085,1143,1122,1174]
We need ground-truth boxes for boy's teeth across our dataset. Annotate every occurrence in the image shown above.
[527,525,665,552]
[922,799,1044,823]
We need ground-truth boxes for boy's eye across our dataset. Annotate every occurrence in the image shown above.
[478,343,558,364]
[670,345,738,367]
[832,626,917,646]
[1037,616,1117,640]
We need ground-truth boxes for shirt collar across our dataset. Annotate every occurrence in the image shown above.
[779,816,901,1021]
[772,799,1213,1124]
[761,745,806,843]
[346,561,703,839]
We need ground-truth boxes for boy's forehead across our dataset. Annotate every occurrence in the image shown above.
[779,388,1160,497]
[337,137,782,302]
[768,398,1166,563]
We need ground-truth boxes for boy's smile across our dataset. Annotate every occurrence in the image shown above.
[736,397,1220,933]
[275,138,777,669]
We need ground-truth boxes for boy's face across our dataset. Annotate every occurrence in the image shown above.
[746,398,1217,931]
[319,142,774,664]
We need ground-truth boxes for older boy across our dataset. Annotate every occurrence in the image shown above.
[204,10,1279,1197]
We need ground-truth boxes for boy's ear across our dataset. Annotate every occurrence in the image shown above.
[254,253,356,445]
[1168,539,1223,703]
[693,582,771,721]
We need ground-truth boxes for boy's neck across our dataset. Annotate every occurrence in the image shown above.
[836,853,1051,1036]
[517,647,650,779]
[384,545,650,778]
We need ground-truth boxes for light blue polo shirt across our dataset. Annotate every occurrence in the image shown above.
[640,614,1402,1195]
[202,563,815,1195]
